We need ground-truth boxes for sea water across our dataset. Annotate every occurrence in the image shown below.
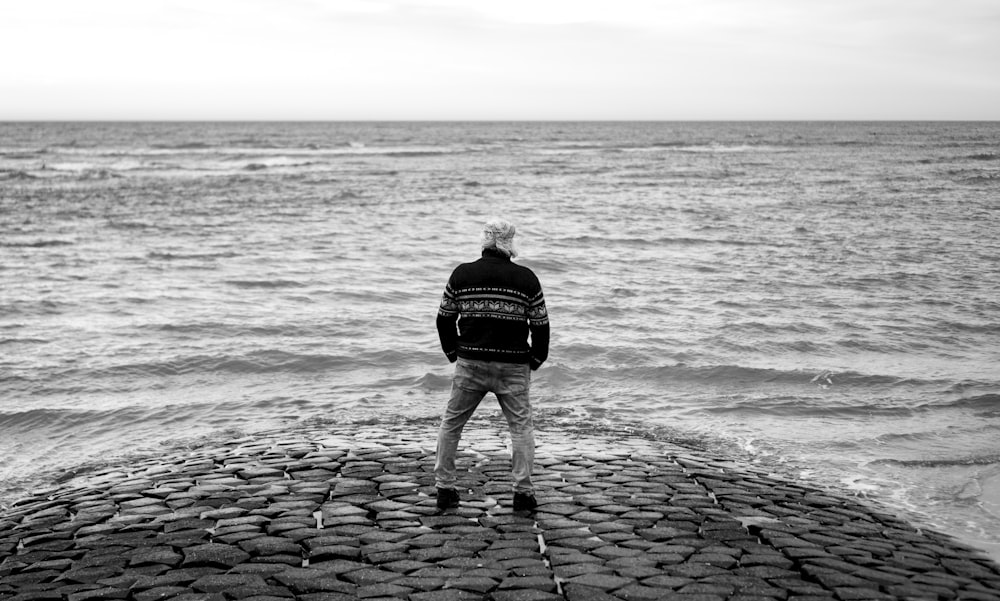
[1,121,998,561]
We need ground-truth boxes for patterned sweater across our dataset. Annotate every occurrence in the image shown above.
[437,249,550,369]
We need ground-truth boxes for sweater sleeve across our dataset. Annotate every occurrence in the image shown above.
[436,281,460,362]
[527,285,549,370]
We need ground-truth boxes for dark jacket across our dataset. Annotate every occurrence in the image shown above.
[437,249,550,369]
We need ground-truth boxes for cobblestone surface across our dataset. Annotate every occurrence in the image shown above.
[2,417,999,600]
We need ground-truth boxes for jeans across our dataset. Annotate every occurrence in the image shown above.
[435,358,535,493]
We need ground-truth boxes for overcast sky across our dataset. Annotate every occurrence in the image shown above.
[2,0,998,120]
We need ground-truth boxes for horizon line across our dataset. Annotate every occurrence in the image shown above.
[3,118,999,123]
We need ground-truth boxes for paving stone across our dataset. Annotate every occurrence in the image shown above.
[832,587,894,600]
[310,544,363,561]
[565,573,634,591]
[382,559,435,574]
[591,545,644,560]
[129,545,184,567]
[409,590,483,601]
[490,590,564,601]
[271,568,358,594]
[66,588,130,601]
[190,573,268,593]
[612,564,663,580]
[144,566,224,587]
[59,565,123,584]
[133,586,192,601]
[612,583,672,600]
[182,543,252,568]
[340,567,402,586]
[563,583,621,601]
[355,582,415,598]
[238,536,302,556]
[392,576,448,591]
[409,545,477,562]
[444,576,499,593]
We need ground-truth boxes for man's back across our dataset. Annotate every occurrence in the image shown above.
[437,249,549,369]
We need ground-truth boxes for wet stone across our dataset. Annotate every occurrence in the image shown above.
[409,589,483,601]
[238,536,302,556]
[129,545,184,567]
[145,566,224,587]
[182,543,252,568]
[491,590,564,601]
[497,576,558,594]
[211,530,261,545]
[60,565,123,584]
[310,544,363,561]
[565,573,634,591]
[409,546,477,562]
[271,568,359,595]
[244,553,301,566]
[563,583,622,601]
[189,573,268,593]
[341,567,403,586]
[445,576,500,593]
[66,587,130,600]
[133,586,192,601]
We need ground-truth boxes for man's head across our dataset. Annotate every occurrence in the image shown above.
[481,218,518,258]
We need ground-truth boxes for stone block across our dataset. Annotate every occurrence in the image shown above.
[182,543,251,568]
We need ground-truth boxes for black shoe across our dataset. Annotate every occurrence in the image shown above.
[436,487,460,509]
[513,492,537,512]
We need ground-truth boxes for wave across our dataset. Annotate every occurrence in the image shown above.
[331,189,366,200]
[383,150,460,157]
[675,144,780,153]
[150,142,212,150]
[87,350,357,378]
[872,453,1000,468]
[56,143,464,160]
[0,150,48,158]
[107,220,154,230]
[0,407,92,430]
[963,174,999,184]
[77,168,123,180]
[549,234,781,249]
[225,279,307,289]
[148,251,240,260]
[946,169,999,184]
[648,364,928,387]
[539,361,992,409]
[938,320,1000,335]
[698,394,1000,420]
[648,141,692,148]
[228,137,280,148]
[1,239,74,248]
[0,337,48,345]
[0,169,37,180]
[933,394,1000,411]
[0,351,361,387]
[154,321,370,340]
[0,398,302,442]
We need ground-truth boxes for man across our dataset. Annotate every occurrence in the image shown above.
[435,218,550,512]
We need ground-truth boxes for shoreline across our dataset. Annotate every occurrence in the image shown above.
[2,416,999,600]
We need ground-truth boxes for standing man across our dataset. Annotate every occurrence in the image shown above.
[435,218,550,511]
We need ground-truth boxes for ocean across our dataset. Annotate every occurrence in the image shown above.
[1,121,998,562]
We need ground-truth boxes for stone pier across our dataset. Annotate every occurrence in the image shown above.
[2,416,998,601]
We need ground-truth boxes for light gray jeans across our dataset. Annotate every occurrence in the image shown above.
[435,358,535,493]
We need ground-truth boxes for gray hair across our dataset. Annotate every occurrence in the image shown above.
[481,218,518,258]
